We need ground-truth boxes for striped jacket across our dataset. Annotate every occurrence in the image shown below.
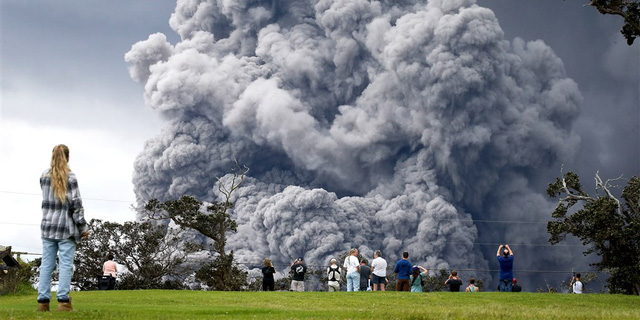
[40,169,88,242]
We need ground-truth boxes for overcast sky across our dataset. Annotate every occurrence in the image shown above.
[1,0,638,261]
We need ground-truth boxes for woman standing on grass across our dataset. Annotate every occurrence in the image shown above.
[262,258,276,291]
[37,144,89,312]
[410,266,428,292]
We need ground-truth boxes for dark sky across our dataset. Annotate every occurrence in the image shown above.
[479,0,639,183]
[1,0,637,290]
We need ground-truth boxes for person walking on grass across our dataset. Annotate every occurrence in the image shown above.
[37,144,89,312]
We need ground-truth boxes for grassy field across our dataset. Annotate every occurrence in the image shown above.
[1,290,638,319]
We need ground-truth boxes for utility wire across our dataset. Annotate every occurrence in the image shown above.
[0,191,556,225]
[0,190,133,203]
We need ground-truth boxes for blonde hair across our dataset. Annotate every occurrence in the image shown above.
[50,144,70,202]
[264,258,273,267]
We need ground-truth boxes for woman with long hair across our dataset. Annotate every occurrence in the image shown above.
[37,144,89,312]
[410,266,427,292]
[262,258,276,291]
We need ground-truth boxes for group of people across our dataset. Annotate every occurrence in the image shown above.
[35,145,584,313]
[263,249,489,293]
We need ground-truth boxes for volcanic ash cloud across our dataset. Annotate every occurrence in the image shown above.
[126,0,581,272]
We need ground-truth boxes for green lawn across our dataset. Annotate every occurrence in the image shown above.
[1,290,638,319]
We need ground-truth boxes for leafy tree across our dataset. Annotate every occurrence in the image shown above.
[547,172,640,294]
[145,162,250,290]
[75,219,192,290]
[423,269,449,292]
[588,0,640,45]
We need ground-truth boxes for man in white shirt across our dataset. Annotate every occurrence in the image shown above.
[370,250,387,291]
[571,273,584,294]
[343,248,360,292]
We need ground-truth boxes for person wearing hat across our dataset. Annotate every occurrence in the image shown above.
[512,278,522,292]
[410,266,428,292]
[497,244,514,292]
[290,257,307,292]
[327,258,341,292]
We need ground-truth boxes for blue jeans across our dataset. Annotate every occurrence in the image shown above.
[38,238,76,302]
[499,278,513,292]
[346,272,360,292]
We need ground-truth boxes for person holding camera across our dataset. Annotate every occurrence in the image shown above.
[290,257,307,292]
[497,244,514,292]
[444,270,463,292]
[571,273,583,294]
[410,266,428,292]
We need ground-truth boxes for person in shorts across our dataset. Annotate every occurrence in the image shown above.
[290,257,307,292]
[370,250,387,291]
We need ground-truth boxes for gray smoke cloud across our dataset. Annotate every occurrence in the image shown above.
[126,0,582,285]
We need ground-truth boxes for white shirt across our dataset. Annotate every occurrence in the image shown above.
[573,280,583,294]
[343,255,359,274]
[371,257,387,277]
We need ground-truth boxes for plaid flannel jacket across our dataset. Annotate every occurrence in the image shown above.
[40,169,88,242]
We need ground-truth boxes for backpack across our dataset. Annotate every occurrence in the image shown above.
[411,274,423,287]
[328,265,341,282]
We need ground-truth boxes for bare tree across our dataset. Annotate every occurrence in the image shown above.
[144,161,250,290]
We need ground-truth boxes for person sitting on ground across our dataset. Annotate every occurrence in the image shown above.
[512,278,522,292]
[465,278,479,292]
[327,259,341,292]
[571,273,583,294]
[444,270,463,292]
[410,266,427,292]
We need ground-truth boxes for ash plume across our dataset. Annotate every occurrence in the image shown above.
[126,0,582,286]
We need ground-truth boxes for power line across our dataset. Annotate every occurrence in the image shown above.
[0,190,133,203]
[0,191,556,225]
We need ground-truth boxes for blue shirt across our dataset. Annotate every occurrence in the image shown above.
[393,259,412,279]
[497,255,514,280]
